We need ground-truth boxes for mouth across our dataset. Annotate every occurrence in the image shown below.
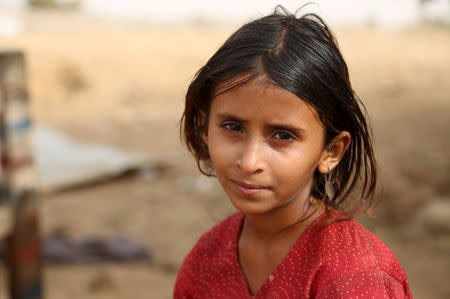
[230,179,269,196]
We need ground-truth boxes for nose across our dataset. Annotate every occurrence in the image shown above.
[236,138,265,174]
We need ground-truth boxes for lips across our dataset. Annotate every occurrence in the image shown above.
[230,179,269,196]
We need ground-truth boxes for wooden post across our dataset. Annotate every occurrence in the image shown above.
[0,51,43,299]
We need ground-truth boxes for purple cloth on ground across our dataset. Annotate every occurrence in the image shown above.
[0,235,153,264]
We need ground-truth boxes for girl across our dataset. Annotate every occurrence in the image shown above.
[175,6,412,299]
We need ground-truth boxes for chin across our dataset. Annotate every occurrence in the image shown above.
[228,196,276,215]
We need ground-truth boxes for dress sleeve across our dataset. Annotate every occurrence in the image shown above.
[173,259,194,299]
[315,270,410,299]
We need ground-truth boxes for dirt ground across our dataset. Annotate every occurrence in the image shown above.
[1,12,449,299]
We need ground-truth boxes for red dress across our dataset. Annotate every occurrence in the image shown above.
[174,210,412,298]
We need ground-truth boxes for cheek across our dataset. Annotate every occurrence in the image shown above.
[207,131,235,169]
[272,145,322,182]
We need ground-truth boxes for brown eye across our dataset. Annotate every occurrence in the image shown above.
[222,122,242,132]
[273,131,294,141]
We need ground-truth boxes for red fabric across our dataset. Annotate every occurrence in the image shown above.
[174,210,412,298]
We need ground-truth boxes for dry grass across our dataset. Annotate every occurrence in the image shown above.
[0,12,449,299]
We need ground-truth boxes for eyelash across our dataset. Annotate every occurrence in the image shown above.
[273,131,295,141]
[221,122,296,141]
[222,122,242,132]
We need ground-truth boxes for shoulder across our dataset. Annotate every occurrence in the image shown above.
[308,211,412,297]
[312,213,403,274]
[185,212,242,261]
[174,213,242,297]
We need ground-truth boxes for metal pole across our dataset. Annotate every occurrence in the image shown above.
[0,50,43,299]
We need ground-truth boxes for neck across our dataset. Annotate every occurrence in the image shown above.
[242,195,326,244]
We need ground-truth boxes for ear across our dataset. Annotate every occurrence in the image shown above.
[317,131,351,174]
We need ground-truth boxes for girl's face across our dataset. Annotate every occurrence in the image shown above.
[203,76,335,216]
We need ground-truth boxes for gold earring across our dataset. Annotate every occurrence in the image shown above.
[324,165,334,199]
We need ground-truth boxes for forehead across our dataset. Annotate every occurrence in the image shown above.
[211,77,323,129]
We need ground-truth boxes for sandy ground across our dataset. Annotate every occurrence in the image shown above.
[1,12,449,298]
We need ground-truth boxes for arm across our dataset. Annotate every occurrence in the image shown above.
[173,257,194,299]
[173,269,192,299]
[314,270,411,299]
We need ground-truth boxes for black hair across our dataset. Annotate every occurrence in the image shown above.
[180,6,378,216]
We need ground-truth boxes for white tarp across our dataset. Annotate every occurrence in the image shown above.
[34,126,153,193]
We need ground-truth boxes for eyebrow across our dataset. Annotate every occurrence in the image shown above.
[216,113,307,134]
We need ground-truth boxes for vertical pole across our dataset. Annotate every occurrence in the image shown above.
[0,51,43,299]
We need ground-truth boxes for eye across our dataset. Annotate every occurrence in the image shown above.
[222,122,242,132]
[273,131,295,141]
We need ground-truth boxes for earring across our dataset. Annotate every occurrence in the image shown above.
[324,165,335,200]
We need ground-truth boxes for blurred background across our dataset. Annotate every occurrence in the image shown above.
[0,0,449,298]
